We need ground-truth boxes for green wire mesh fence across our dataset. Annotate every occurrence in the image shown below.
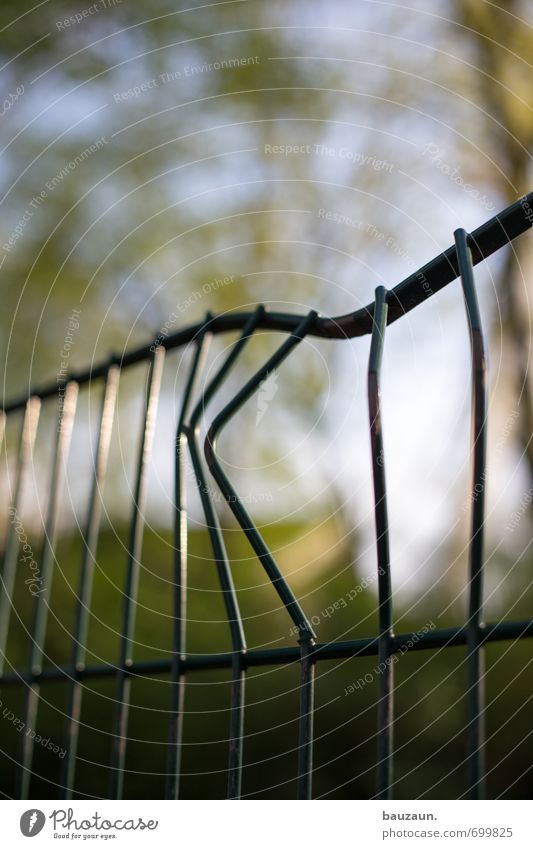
[1,193,533,800]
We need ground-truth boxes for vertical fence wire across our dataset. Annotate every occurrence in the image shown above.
[61,364,120,798]
[454,229,488,800]
[297,638,316,800]
[17,381,78,799]
[204,310,318,798]
[166,325,212,800]
[368,287,394,800]
[109,347,164,800]
[0,397,41,679]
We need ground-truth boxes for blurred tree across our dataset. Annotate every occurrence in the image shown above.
[0,0,532,567]
[454,0,533,479]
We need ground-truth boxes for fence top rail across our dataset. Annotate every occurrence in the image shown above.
[3,191,532,415]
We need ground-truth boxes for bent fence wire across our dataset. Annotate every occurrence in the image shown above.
[1,193,533,801]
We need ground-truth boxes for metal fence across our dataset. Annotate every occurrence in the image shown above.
[1,193,533,801]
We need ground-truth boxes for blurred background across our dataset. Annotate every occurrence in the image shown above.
[0,0,532,799]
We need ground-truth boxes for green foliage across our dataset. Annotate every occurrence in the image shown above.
[1,522,531,799]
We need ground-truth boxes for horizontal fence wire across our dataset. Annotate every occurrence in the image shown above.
[3,193,533,414]
[0,194,533,800]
